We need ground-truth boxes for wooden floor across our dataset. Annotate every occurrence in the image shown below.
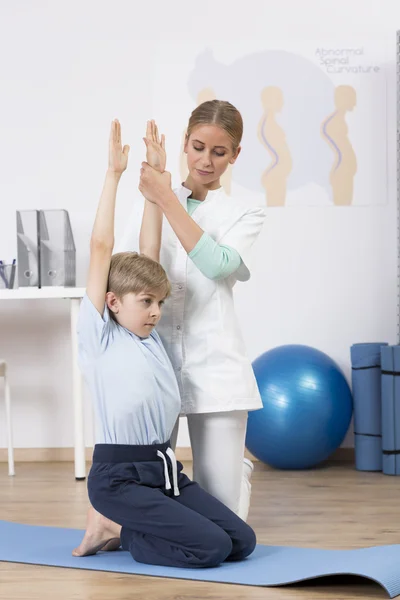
[0,460,398,599]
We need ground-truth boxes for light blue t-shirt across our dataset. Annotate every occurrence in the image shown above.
[77,294,181,446]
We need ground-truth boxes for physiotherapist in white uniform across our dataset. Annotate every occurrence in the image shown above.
[120,102,266,521]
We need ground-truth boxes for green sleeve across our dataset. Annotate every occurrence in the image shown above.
[188,232,242,280]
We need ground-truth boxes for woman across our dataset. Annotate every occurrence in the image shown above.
[134,101,266,521]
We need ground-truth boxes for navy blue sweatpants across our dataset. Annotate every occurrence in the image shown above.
[88,442,256,568]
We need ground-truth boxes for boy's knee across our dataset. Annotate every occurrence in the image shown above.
[202,528,233,567]
[241,523,257,557]
[229,522,257,561]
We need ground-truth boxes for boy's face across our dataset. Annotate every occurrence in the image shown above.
[106,289,166,338]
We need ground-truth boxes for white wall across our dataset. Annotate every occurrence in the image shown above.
[0,0,399,452]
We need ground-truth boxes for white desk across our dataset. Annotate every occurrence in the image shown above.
[0,286,87,479]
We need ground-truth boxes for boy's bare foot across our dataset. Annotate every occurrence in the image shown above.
[72,506,122,557]
[101,538,122,552]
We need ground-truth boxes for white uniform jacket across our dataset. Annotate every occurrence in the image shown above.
[118,185,266,415]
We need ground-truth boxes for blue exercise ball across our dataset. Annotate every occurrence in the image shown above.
[246,344,353,469]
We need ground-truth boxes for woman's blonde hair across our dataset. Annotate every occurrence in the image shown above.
[186,100,243,152]
[108,252,171,298]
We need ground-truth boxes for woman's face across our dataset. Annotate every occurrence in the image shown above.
[184,124,240,187]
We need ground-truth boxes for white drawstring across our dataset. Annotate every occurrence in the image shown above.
[157,447,180,496]
[157,450,171,491]
[166,447,180,497]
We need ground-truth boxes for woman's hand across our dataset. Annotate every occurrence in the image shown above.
[139,162,172,205]
[108,119,130,175]
[143,120,166,173]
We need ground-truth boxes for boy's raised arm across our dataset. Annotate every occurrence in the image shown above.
[86,119,130,314]
[139,120,165,263]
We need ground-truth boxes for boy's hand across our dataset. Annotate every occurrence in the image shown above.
[108,119,130,175]
[143,120,166,173]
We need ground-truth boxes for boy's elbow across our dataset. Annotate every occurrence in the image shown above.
[140,245,160,262]
[90,237,114,254]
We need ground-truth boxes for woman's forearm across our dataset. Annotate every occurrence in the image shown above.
[159,190,204,253]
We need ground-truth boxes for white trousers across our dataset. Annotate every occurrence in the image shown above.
[171,411,251,521]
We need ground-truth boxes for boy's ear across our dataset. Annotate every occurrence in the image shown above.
[106,291,121,314]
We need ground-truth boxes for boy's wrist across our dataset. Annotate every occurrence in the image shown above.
[106,168,123,181]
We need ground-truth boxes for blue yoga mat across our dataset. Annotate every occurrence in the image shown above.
[381,346,400,475]
[351,342,387,471]
[1,521,400,597]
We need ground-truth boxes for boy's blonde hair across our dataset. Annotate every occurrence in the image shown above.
[107,252,171,299]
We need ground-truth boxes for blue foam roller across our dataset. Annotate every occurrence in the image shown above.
[350,343,387,471]
[354,435,382,471]
[382,454,400,476]
[381,346,400,476]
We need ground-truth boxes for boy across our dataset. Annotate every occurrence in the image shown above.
[72,119,256,568]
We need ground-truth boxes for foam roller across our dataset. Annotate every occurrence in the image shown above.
[350,343,387,471]
[381,345,400,475]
